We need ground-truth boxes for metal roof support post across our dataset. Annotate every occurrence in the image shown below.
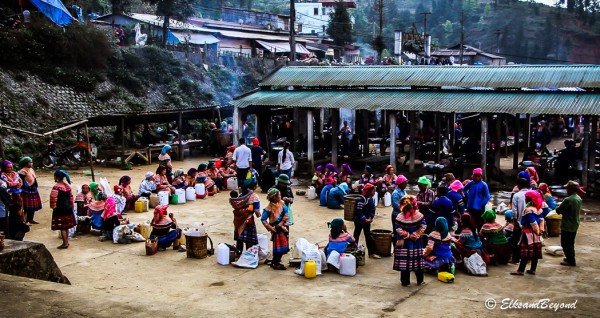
[307,110,314,171]
[436,113,441,163]
[526,114,531,150]
[409,111,416,172]
[178,111,184,161]
[589,116,597,172]
[361,110,369,158]
[233,105,241,145]
[481,114,488,180]
[84,123,95,182]
[331,108,339,166]
[319,108,325,136]
[582,116,590,188]
[389,112,397,172]
[513,114,520,169]
[451,112,456,150]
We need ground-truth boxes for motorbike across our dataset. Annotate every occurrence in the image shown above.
[42,140,81,170]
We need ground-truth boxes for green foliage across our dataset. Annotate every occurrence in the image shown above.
[326,0,354,46]
[143,0,197,46]
[2,146,23,164]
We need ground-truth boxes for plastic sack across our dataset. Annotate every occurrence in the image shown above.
[294,238,322,276]
[232,245,259,269]
[100,177,113,196]
[464,253,487,276]
[545,245,564,256]
[257,233,269,259]
[286,203,294,225]
[327,250,341,269]
[496,202,509,214]
[184,223,206,237]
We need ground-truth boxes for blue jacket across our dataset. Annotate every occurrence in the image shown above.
[320,184,334,206]
[391,188,407,214]
[355,196,376,222]
[431,196,455,227]
[463,180,490,211]
[327,186,345,209]
[447,191,464,215]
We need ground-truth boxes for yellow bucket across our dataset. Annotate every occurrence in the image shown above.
[438,271,455,283]
[135,200,145,213]
[304,260,317,278]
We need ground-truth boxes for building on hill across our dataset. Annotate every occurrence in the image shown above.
[431,45,506,66]
[295,0,356,36]
[218,7,290,31]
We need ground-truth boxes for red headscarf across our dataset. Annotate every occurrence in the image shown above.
[362,183,375,196]
[538,183,550,195]
[525,190,543,210]
[153,205,168,224]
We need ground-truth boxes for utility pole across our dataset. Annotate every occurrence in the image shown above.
[460,10,464,65]
[495,29,502,54]
[378,0,384,36]
[420,12,431,64]
[289,0,296,62]
[420,12,431,35]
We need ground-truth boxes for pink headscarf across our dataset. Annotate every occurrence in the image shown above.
[102,196,118,220]
[526,167,539,183]
[472,168,483,178]
[396,175,408,185]
[449,180,464,192]
[525,190,543,210]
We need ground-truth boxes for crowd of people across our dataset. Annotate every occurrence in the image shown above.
[0,135,583,282]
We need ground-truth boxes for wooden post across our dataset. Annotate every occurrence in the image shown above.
[513,114,520,169]
[451,112,456,150]
[233,106,241,145]
[84,123,95,182]
[361,110,369,157]
[526,114,531,150]
[293,107,300,151]
[582,116,590,188]
[120,116,125,160]
[481,114,488,179]
[589,116,597,171]
[178,111,184,161]
[307,110,314,170]
[495,114,501,172]
[436,113,442,162]
[319,108,325,135]
[409,111,416,172]
[129,125,134,144]
[331,108,339,166]
[389,112,397,171]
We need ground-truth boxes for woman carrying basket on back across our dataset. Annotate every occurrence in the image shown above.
[353,183,381,259]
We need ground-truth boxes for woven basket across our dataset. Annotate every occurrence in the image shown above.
[546,218,562,237]
[186,235,209,259]
[343,194,363,221]
[372,229,393,257]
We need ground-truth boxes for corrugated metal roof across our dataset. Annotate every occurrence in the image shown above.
[232,90,600,115]
[259,65,600,89]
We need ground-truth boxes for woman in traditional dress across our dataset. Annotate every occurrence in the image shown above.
[18,157,42,224]
[157,145,173,183]
[219,161,237,190]
[357,165,376,193]
[511,190,544,276]
[261,188,290,270]
[393,195,426,286]
[311,165,325,196]
[88,192,106,231]
[480,210,511,265]
[354,183,380,259]
[207,161,224,190]
[232,178,261,252]
[75,184,93,216]
[424,217,456,273]
[324,163,338,185]
[112,185,126,216]
[1,160,22,206]
[197,163,217,196]
[338,163,353,186]
[155,165,175,194]
[101,190,128,241]
[185,168,197,188]
[391,175,408,245]
[454,213,490,264]
[378,164,397,200]
[118,175,138,211]
[50,170,75,249]
[150,205,181,250]
[325,218,355,257]
[171,169,187,189]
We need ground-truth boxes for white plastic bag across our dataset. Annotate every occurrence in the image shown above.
[100,177,113,196]
[464,253,487,276]
[232,245,259,269]
[294,238,322,276]
[257,233,269,260]
[327,250,341,269]
[545,246,564,256]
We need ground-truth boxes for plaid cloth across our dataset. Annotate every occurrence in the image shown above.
[235,221,258,246]
[21,189,42,212]
[393,242,424,272]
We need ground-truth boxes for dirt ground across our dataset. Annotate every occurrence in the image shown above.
[1,157,599,318]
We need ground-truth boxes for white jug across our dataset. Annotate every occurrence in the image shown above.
[227,177,238,190]
[158,191,169,206]
[307,186,317,200]
[185,187,196,201]
[195,183,206,196]
[339,254,356,276]
[373,192,379,206]
[384,192,392,207]
[217,243,230,265]
[175,189,186,204]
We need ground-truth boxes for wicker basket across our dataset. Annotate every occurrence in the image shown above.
[185,235,214,259]
[546,217,562,237]
[344,194,363,221]
[372,229,393,257]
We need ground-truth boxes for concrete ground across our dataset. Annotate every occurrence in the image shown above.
[0,158,598,318]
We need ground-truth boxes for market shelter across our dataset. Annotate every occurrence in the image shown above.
[232,65,600,185]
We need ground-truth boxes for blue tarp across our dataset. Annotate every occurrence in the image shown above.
[30,0,75,26]
[166,31,180,45]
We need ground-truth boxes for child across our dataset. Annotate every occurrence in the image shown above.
[326,218,355,257]
[503,210,515,239]
[480,210,511,264]
[7,204,30,241]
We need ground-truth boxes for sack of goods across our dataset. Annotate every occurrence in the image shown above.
[232,245,260,269]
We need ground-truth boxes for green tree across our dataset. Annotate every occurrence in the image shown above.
[110,0,131,14]
[326,0,354,46]
[143,0,197,46]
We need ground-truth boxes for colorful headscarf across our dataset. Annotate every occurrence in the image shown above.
[435,217,449,239]
[504,210,513,221]
[525,190,543,210]
[461,213,477,235]
[119,175,131,185]
[517,170,530,181]
[449,180,464,192]
[173,169,184,178]
[338,183,349,194]
[89,182,100,199]
[267,188,280,202]
[385,165,393,174]
[538,183,551,196]
[526,167,539,182]
[153,204,168,225]
[19,157,32,168]
[399,195,418,217]
[102,196,117,220]
[482,209,496,222]
[329,218,345,239]
[472,168,483,176]
[1,160,12,172]
[396,175,408,185]
[341,163,353,175]
[417,176,431,187]
[315,165,325,173]
[113,185,123,194]
[325,163,338,173]
[362,183,375,196]
[54,169,71,184]
[161,145,171,155]
[145,171,154,179]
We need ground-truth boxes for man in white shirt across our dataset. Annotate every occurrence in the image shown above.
[510,177,530,263]
[232,138,252,194]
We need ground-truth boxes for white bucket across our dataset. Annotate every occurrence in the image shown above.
[158,191,169,206]
[384,192,392,207]
[175,189,186,204]
[195,183,206,196]
[227,177,238,190]
[373,192,379,206]
[185,187,196,201]
[339,254,356,276]
[217,243,230,265]
[307,186,317,200]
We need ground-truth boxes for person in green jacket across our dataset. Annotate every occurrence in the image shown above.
[556,181,582,267]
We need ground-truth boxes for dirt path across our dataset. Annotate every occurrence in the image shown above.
[2,158,598,317]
